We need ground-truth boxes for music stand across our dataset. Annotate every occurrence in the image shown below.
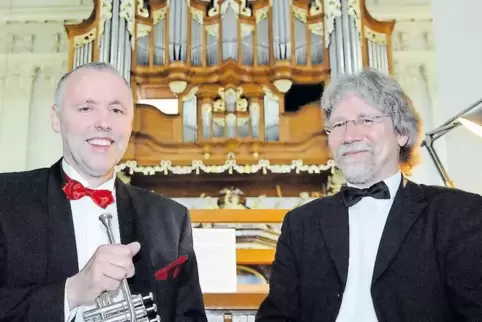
[421,98,482,187]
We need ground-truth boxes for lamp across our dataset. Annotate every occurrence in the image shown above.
[421,98,482,188]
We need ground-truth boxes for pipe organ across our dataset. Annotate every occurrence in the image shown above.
[65,0,142,83]
[66,0,394,83]
[65,0,394,166]
[65,0,395,320]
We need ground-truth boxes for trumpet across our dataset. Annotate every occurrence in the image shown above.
[83,213,161,322]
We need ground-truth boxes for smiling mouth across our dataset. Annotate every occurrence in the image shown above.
[87,138,114,147]
[343,150,369,156]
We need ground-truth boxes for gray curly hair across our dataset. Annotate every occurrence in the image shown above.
[321,68,423,174]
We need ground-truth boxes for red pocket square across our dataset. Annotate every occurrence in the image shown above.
[155,255,188,281]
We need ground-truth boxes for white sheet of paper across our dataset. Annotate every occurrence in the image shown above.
[192,228,237,293]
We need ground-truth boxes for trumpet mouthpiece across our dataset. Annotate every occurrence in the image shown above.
[99,213,113,223]
[98,213,115,245]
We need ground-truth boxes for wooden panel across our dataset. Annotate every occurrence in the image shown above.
[132,104,183,143]
[122,103,332,167]
[204,292,267,310]
[190,209,287,223]
[204,284,268,309]
[237,249,275,265]
[279,103,325,142]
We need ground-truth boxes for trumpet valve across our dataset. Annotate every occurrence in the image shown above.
[83,291,160,322]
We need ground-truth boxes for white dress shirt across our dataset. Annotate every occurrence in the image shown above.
[335,171,401,322]
[61,159,125,322]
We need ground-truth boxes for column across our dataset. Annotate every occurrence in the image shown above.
[0,21,69,172]
[0,61,37,171]
[26,64,65,170]
[431,0,482,194]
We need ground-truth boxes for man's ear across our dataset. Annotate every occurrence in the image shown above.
[398,134,409,147]
[51,105,60,133]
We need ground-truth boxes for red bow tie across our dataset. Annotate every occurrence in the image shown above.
[63,178,114,209]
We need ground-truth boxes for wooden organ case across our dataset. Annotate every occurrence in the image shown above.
[65,0,395,320]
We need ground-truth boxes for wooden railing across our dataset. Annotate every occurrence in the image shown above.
[190,209,286,223]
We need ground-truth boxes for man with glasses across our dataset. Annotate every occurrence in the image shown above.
[256,68,482,321]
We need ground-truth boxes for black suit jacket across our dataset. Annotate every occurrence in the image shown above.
[0,159,207,322]
[256,178,482,322]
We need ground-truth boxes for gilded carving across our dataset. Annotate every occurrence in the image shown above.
[293,6,308,23]
[99,0,113,38]
[310,0,323,15]
[324,0,342,46]
[119,0,135,37]
[364,26,387,45]
[347,0,361,39]
[117,158,337,176]
[152,7,167,24]
[73,28,96,48]
[137,24,152,39]
[309,22,324,36]
[190,7,204,25]
[137,0,149,18]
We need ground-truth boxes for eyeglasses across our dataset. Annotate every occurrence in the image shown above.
[324,115,390,135]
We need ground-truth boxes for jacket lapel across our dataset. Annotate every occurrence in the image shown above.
[371,178,428,284]
[115,181,156,293]
[318,194,350,285]
[45,159,79,279]
[115,180,136,245]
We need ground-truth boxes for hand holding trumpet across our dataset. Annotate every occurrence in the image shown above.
[66,241,141,309]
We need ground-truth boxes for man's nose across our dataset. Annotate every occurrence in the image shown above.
[342,120,363,142]
[94,110,112,131]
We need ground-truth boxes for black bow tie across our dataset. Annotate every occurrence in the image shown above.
[340,181,391,207]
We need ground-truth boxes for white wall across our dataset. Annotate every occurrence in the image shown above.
[431,0,482,194]
[0,0,92,172]
[0,22,70,171]
[388,20,441,187]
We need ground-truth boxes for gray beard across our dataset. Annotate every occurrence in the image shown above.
[334,141,376,185]
[335,155,376,185]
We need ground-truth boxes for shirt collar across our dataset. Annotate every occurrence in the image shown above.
[347,170,401,200]
[383,170,402,200]
[62,158,116,192]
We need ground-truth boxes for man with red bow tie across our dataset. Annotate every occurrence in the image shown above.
[0,62,207,322]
